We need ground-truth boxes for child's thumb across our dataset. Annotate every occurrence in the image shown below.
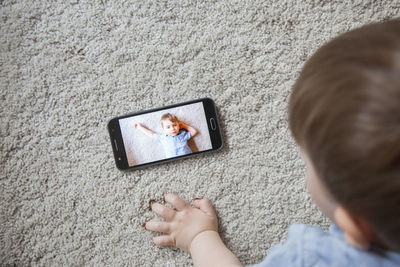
[193,198,216,217]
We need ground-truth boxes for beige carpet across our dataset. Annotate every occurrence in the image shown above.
[1,0,399,265]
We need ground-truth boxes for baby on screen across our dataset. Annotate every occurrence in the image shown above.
[135,113,198,158]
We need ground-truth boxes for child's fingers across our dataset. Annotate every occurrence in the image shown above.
[193,198,217,218]
[145,221,170,234]
[153,235,175,247]
[151,202,176,221]
[164,193,189,211]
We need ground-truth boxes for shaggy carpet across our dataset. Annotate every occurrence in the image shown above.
[1,0,399,265]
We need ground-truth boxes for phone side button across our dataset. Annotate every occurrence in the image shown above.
[210,118,216,130]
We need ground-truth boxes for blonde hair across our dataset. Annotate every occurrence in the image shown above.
[160,113,178,128]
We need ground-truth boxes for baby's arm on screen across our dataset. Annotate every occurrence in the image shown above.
[134,123,157,139]
[180,122,198,138]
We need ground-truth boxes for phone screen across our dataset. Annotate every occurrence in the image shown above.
[116,101,215,168]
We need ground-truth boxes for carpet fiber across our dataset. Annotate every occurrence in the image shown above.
[1,0,399,265]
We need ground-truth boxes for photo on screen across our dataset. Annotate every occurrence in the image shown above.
[118,102,212,166]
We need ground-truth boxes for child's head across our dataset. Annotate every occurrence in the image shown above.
[289,20,400,251]
[161,113,180,136]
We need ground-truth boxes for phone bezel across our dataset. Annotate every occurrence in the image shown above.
[107,98,223,170]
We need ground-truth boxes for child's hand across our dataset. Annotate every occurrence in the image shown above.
[145,193,218,252]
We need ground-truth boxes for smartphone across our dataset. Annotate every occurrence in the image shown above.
[107,98,223,170]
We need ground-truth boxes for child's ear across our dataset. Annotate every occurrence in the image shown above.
[334,206,374,250]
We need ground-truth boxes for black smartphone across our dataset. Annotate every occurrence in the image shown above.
[107,98,223,170]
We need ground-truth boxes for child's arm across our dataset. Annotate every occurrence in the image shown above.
[179,122,198,138]
[190,229,242,267]
[145,193,242,267]
[134,123,157,139]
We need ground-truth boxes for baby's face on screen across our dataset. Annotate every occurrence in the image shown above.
[162,119,180,136]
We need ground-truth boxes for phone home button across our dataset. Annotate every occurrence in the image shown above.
[210,118,216,130]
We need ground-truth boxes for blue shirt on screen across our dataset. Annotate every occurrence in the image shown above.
[157,130,192,158]
[248,223,400,267]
